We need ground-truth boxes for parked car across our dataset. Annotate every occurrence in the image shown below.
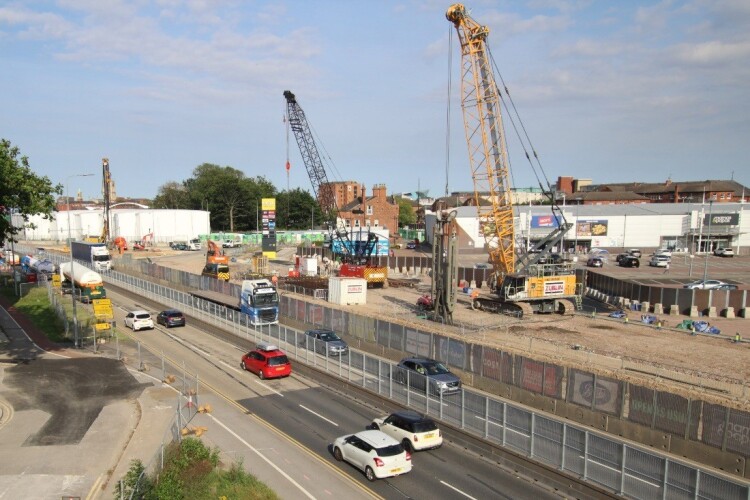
[628,249,642,258]
[302,329,348,356]
[618,256,640,268]
[649,255,670,267]
[683,279,728,290]
[405,241,417,250]
[655,249,672,257]
[240,342,291,379]
[156,309,186,328]
[124,310,154,331]
[395,357,461,396]
[714,248,734,257]
[370,411,442,452]
[586,257,604,268]
[332,430,412,481]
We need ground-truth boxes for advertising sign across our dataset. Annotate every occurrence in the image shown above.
[703,213,739,226]
[577,219,609,237]
[568,370,621,415]
[261,198,277,258]
[531,215,560,228]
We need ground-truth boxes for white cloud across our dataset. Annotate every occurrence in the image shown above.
[671,39,750,65]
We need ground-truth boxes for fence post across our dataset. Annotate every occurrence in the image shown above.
[583,431,589,480]
[662,458,669,500]
[530,413,536,457]
[460,390,465,429]
[561,424,567,471]
[620,444,627,495]
[502,403,507,446]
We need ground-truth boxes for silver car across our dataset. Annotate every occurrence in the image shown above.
[303,329,349,356]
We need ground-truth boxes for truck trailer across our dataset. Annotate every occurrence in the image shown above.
[59,262,106,303]
[71,241,112,272]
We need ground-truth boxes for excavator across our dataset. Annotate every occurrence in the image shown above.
[202,240,230,281]
[446,4,583,317]
[284,90,387,287]
[132,232,153,251]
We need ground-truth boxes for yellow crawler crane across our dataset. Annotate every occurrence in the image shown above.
[446,4,582,317]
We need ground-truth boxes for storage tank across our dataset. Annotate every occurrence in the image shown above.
[328,277,367,305]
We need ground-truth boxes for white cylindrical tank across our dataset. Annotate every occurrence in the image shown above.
[328,277,367,305]
[59,262,103,285]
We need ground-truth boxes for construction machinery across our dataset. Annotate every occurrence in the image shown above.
[132,232,154,251]
[203,239,230,281]
[446,3,582,317]
[101,158,112,244]
[283,90,386,287]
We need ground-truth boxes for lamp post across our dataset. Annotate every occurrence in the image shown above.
[702,199,714,284]
[574,198,582,254]
[67,173,94,348]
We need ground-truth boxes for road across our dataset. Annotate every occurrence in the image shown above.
[106,284,609,499]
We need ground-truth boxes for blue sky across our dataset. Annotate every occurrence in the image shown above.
[1,0,748,200]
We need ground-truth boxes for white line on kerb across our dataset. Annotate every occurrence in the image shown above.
[440,480,478,500]
[299,404,339,427]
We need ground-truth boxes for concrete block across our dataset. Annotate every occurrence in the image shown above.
[740,308,749,319]
[641,301,650,312]
[669,304,680,316]
[690,306,700,318]
[622,298,631,308]
[654,303,664,314]
[470,280,477,289]
[723,307,735,319]
[708,306,717,318]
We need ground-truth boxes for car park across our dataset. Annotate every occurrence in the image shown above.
[649,255,670,267]
[586,257,604,268]
[124,310,154,331]
[714,248,734,257]
[156,309,186,328]
[618,256,640,268]
[302,328,348,356]
[370,411,442,452]
[395,357,461,395]
[332,430,412,481]
[240,342,291,379]
[683,279,728,290]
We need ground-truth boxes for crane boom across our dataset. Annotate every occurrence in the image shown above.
[446,3,515,276]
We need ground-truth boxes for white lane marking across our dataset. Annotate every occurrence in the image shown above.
[208,414,316,500]
[440,480,478,500]
[299,404,339,427]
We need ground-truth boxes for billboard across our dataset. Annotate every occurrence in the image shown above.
[531,215,561,228]
[261,198,277,257]
[576,219,608,237]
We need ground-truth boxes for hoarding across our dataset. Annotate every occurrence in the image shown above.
[702,213,739,226]
[577,219,608,237]
[531,215,561,228]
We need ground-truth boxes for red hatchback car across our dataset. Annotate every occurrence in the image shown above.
[240,342,291,380]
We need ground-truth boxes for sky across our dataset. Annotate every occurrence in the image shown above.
[1,0,749,201]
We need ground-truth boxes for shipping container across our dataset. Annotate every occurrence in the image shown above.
[328,277,367,305]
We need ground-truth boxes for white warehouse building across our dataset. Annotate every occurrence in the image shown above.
[12,209,210,245]
[425,202,750,256]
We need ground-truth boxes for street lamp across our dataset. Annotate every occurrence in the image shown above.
[574,197,582,254]
[67,173,94,348]
[702,199,714,284]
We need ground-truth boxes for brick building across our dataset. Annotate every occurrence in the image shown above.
[337,184,399,235]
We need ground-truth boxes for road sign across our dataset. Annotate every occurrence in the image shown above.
[52,274,61,288]
[92,298,113,319]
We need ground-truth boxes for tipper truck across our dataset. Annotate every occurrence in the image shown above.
[71,241,112,272]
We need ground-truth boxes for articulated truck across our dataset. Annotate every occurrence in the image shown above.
[60,262,106,303]
[71,241,112,272]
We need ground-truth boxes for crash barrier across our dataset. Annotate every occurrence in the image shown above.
[587,271,749,318]
[28,247,750,486]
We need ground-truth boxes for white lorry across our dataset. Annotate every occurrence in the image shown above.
[70,241,112,271]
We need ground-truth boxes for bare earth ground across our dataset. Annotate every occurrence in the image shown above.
[59,243,750,408]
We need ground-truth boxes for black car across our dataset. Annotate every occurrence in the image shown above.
[395,357,461,396]
[302,329,349,356]
[615,253,630,263]
[586,257,604,268]
[156,309,186,328]
[618,256,640,268]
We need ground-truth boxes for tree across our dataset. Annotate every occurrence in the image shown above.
[152,181,191,209]
[397,197,416,227]
[184,164,251,232]
[0,139,62,243]
[276,188,321,230]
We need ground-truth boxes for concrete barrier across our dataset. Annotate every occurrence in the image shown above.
[690,306,700,318]
[654,303,664,314]
[740,307,749,319]
[669,304,680,316]
[641,301,650,312]
[707,306,717,318]
[723,307,736,319]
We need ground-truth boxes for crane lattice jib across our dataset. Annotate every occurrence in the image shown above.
[283,91,337,215]
[447,4,515,275]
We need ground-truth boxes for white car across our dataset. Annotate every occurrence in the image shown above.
[649,255,670,267]
[124,310,154,331]
[683,280,728,290]
[655,249,672,257]
[370,411,442,452]
[714,248,734,257]
[332,430,412,481]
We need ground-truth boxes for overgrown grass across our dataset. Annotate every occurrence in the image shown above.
[117,438,279,500]
[0,279,95,343]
